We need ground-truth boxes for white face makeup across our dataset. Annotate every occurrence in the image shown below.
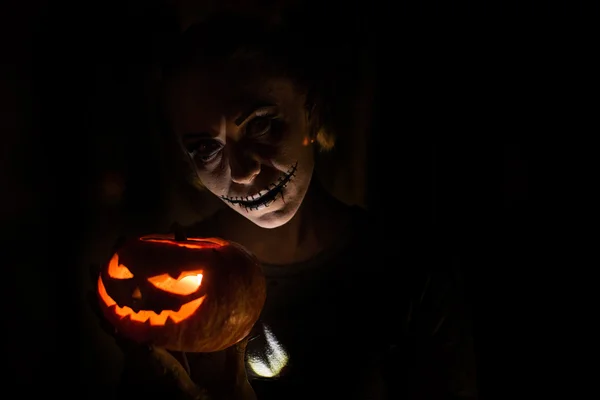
[166,67,316,229]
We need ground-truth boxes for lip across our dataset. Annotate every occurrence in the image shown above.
[222,162,298,210]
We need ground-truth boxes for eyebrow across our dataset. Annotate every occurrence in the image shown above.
[234,101,277,126]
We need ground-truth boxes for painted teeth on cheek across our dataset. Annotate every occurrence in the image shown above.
[221,162,298,210]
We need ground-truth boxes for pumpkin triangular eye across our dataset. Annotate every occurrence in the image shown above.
[107,254,134,279]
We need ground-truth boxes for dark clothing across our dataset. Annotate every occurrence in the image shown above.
[113,206,478,399]
[189,206,479,399]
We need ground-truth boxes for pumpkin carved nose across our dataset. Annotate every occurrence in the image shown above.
[132,287,142,300]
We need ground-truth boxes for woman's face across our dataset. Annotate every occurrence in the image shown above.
[166,63,316,229]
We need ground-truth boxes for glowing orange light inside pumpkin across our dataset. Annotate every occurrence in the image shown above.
[147,272,203,295]
[141,237,228,248]
[97,277,205,325]
[107,254,134,279]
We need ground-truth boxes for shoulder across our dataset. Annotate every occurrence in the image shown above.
[349,218,468,324]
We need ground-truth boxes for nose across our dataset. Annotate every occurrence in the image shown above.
[230,147,261,185]
[132,286,142,300]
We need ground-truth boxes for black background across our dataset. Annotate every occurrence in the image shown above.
[1,0,590,398]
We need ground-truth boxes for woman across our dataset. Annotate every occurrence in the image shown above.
[105,10,478,400]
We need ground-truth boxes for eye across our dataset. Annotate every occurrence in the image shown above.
[107,254,134,279]
[148,272,203,295]
[188,140,223,164]
[245,116,273,138]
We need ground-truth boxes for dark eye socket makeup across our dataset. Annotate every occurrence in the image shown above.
[182,102,281,163]
[183,134,223,163]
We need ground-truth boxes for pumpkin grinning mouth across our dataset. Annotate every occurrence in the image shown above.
[98,276,206,325]
[221,162,298,211]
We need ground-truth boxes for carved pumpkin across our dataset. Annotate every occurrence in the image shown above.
[97,234,266,353]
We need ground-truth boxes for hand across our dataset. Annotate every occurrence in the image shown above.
[177,338,257,400]
[88,261,256,400]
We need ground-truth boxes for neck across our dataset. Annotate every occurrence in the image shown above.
[217,178,352,265]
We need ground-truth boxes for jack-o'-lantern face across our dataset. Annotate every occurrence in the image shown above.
[97,235,266,353]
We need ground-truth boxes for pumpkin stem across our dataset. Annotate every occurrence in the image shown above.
[172,222,188,241]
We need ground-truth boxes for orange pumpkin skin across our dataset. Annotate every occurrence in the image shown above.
[97,235,266,353]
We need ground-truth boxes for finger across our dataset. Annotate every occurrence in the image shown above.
[229,336,250,364]
[150,347,208,400]
[234,335,250,353]
[228,344,257,400]
[224,336,254,392]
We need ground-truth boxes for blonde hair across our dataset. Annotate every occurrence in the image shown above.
[316,127,335,151]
